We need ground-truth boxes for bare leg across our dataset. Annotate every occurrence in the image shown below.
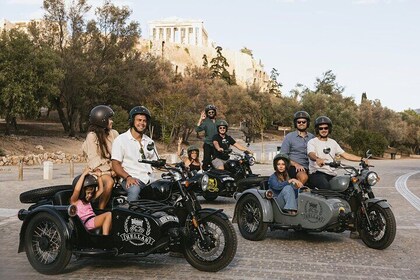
[99,174,114,209]
[296,171,308,185]
[94,212,112,235]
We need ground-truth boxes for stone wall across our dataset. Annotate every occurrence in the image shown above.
[0,152,86,166]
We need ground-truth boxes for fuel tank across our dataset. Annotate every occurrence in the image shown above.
[329,175,350,192]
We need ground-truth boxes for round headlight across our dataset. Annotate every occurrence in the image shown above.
[248,156,255,166]
[68,204,77,217]
[201,174,209,191]
[366,171,379,186]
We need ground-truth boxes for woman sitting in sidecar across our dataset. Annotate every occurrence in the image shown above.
[268,154,303,215]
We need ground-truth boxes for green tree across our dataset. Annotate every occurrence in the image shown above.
[348,129,388,156]
[0,28,62,135]
[240,47,253,58]
[267,68,282,97]
[210,46,235,85]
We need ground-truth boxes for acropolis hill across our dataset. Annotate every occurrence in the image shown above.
[1,17,269,89]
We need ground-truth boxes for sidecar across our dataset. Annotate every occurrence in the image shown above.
[232,179,353,241]
[17,185,182,275]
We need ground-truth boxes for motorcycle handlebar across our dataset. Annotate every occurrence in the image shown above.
[139,159,167,168]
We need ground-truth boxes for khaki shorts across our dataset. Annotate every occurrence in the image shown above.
[212,158,227,169]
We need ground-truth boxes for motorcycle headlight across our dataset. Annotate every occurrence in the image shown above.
[366,171,379,186]
[201,174,209,191]
[248,156,255,166]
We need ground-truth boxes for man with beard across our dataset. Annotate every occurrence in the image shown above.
[112,106,158,202]
[280,111,314,185]
[307,116,365,190]
[195,104,218,170]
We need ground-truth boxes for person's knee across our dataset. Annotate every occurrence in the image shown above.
[297,171,308,184]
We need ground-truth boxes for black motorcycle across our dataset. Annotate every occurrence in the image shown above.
[17,158,237,274]
[196,150,268,201]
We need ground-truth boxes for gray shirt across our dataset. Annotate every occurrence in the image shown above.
[280,130,315,168]
[195,118,217,145]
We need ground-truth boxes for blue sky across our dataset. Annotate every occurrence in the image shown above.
[1,0,419,112]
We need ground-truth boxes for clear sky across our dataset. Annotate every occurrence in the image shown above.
[1,0,419,112]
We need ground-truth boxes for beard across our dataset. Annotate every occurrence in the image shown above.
[133,125,146,135]
[297,127,307,132]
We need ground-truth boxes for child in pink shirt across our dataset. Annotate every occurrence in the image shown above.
[70,167,112,235]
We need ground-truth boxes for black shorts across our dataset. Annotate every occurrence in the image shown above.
[287,165,308,179]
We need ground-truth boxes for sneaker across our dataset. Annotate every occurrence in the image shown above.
[349,231,360,239]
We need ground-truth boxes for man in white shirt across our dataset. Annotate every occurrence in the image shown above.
[307,116,365,189]
[112,106,158,202]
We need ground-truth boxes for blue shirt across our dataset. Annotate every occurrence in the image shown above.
[280,130,314,168]
[268,173,289,195]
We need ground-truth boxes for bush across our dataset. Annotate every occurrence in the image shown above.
[0,148,5,156]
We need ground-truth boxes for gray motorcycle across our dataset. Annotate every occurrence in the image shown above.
[233,150,396,250]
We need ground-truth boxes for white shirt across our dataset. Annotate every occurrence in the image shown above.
[307,137,344,176]
[111,129,158,184]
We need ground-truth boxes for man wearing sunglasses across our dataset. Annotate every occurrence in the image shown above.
[280,111,314,185]
[196,104,218,170]
[307,116,365,190]
[212,120,253,170]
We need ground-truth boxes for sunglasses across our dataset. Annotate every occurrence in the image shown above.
[297,121,307,124]
[208,111,215,114]
[318,126,329,131]
[218,126,227,130]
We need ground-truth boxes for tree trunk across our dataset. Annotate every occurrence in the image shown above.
[53,97,70,133]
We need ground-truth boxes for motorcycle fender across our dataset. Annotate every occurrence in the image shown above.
[233,189,273,223]
[197,208,229,222]
[18,205,71,253]
[366,198,391,209]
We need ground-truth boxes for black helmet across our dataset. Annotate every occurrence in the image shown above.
[129,106,151,126]
[72,174,98,189]
[314,116,333,133]
[187,145,199,156]
[89,105,114,128]
[273,153,290,170]
[216,119,229,132]
[293,111,310,128]
[205,104,217,116]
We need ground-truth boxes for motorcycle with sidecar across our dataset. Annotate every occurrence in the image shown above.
[17,157,237,275]
[233,150,396,250]
[195,149,267,201]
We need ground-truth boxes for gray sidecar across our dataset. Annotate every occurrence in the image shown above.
[233,181,352,241]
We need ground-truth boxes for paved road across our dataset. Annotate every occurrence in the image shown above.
[1,158,420,279]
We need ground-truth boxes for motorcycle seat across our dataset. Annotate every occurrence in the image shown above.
[207,169,231,176]
[259,179,269,190]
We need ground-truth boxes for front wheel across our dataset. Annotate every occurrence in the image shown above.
[236,194,268,240]
[24,213,72,274]
[184,214,237,272]
[359,204,396,250]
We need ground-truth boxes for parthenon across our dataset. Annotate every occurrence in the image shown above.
[148,17,209,46]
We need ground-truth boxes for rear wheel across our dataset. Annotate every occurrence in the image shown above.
[184,214,237,272]
[236,195,268,240]
[359,204,396,250]
[24,213,72,274]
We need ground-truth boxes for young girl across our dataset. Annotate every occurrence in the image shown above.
[177,137,201,172]
[70,167,112,235]
[268,154,303,215]
[82,105,119,209]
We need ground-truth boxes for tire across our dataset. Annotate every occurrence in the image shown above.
[20,185,73,204]
[184,214,237,272]
[24,212,72,274]
[203,192,218,202]
[359,204,396,250]
[236,194,268,241]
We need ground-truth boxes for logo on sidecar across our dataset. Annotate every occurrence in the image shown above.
[208,178,219,192]
[303,201,325,223]
[120,216,156,246]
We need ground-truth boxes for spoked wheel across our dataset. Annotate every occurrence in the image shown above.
[24,213,72,274]
[184,214,237,272]
[359,204,396,250]
[236,195,268,240]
